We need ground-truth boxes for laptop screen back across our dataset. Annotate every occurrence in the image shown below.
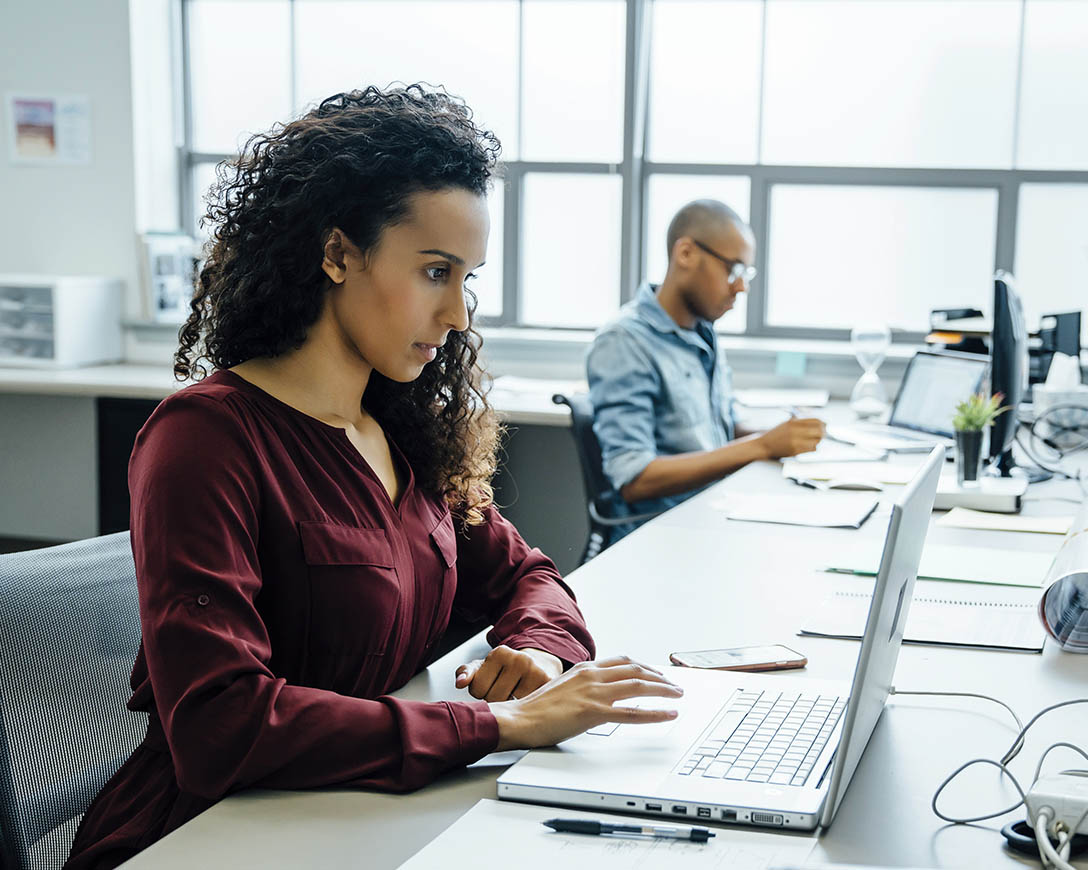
[819,446,944,827]
[889,352,988,437]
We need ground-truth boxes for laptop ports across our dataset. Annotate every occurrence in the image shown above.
[722,809,737,822]
[697,807,711,819]
[645,803,662,812]
[672,805,688,815]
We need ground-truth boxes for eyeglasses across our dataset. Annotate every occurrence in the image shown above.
[691,239,758,285]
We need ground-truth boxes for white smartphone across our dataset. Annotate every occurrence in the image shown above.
[669,644,808,672]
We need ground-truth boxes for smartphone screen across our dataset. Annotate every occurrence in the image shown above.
[669,644,807,671]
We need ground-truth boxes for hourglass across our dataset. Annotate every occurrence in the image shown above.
[849,324,891,418]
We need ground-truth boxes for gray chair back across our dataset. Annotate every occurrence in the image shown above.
[552,393,664,564]
[0,533,146,870]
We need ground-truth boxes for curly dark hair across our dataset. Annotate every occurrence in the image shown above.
[176,84,503,524]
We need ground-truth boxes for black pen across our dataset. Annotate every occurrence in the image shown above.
[543,818,716,843]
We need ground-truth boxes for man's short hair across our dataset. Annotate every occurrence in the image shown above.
[666,199,746,262]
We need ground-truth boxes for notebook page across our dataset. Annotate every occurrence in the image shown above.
[801,578,1045,652]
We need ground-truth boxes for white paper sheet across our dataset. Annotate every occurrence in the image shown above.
[826,543,1056,588]
[710,492,878,529]
[398,799,818,870]
[781,460,922,486]
[789,443,887,463]
[734,388,830,408]
[936,507,1074,535]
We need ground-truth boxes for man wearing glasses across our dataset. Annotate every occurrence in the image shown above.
[587,199,824,538]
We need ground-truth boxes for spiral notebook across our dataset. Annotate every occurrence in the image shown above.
[801,577,1046,653]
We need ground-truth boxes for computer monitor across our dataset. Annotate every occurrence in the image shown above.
[1031,311,1082,385]
[988,271,1029,477]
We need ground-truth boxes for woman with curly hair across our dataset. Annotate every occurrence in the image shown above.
[65,85,681,869]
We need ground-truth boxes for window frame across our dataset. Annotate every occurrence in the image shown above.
[177,0,1088,340]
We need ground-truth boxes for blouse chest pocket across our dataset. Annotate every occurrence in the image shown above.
[424,512,459,642]
[428,513,458,572]
[298,521,400,656]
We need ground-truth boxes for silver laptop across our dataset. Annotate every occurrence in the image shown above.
[828,350,988,452]
[497,446,944,831]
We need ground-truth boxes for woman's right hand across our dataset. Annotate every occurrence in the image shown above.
[488,656,684,751]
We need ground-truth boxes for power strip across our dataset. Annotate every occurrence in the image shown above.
[1025,771,1088,837]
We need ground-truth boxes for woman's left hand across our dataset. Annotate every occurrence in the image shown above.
[455,645,564,701]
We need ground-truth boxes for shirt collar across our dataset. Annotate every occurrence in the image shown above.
[634,282,717,351]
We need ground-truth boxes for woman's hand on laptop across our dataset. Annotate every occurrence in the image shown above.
[489,656,684,751]
[756,417,825,459]
[455,645,564,701]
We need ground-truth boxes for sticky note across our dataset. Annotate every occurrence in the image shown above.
[775,351,807,378]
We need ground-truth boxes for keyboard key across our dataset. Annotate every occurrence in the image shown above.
[709,709,748,742]
[726,767,752,780]
[704,761,731,778]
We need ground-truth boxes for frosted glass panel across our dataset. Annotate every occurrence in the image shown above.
[1015,185,1088,343]
[294,1,519,158]
[521,1,625,163]
[648,0,762,163]
[1017,1,1088,170]
[521,174,623,327]
[189,0,292,153]
[761,1,1020,168]
[766,186,997,331]
[644,175,751,333]
[473,183,505,319]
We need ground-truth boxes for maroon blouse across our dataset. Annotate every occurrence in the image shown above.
[66,371,594,869]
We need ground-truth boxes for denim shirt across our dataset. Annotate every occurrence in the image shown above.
[586,283,736,533]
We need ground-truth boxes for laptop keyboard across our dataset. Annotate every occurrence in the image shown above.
[677,690,846,787]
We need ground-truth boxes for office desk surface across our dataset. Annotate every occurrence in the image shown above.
[121,460,1087,869]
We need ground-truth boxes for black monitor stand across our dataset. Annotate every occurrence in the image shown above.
[992,446,1053,484]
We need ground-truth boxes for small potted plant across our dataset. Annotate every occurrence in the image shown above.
[951,392,1008,486]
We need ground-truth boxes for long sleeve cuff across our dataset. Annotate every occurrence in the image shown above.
[382,697,500,790]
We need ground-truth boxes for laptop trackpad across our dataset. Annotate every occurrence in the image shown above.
[585,697,682,738]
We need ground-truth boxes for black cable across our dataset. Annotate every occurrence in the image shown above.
[1017,408,1088,495]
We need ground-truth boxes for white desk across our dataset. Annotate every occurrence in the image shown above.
[119,457,1087,869]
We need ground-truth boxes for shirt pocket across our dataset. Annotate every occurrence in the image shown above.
[424,511,459,645]
[298,521,400,657]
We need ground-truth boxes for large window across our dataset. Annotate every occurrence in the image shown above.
[180,0,1088,340]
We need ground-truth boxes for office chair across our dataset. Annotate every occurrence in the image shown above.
[552,393,663,565]
[0,533,146,870]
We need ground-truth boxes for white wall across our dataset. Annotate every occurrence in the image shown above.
[0,0,140,320]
